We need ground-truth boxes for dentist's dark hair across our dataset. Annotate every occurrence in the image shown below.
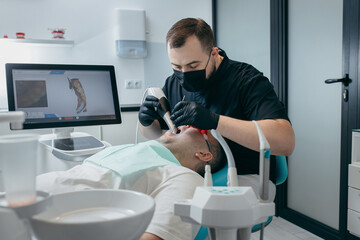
[166,18,215,53]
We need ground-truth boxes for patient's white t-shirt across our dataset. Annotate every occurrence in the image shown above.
[37,162,204,240]
[131,164,204,240]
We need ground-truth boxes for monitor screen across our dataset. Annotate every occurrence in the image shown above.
[6,63,121,130]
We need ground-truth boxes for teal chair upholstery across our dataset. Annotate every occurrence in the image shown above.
[275,155,288,185]
[194,155,288,240]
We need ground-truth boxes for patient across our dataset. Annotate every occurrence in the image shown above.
[37,125,225,240]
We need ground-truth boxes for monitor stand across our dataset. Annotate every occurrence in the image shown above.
[39,128,106,162]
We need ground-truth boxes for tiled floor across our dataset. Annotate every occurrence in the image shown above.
[251,217,323,240]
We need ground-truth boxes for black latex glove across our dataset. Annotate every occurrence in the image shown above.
[170,101,219,130]
[138,95,161,126]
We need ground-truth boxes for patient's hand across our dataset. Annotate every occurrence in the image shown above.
[139,232,162,240]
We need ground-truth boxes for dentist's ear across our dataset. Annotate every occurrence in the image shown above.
[195,151,213,162]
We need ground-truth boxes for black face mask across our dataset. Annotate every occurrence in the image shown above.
[173,52,212,92]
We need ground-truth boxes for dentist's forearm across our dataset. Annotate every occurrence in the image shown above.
[216,116,295,156]
[139,120,164,140]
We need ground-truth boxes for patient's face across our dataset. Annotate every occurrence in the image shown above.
[159,126,207,146]
[158,126,212,161]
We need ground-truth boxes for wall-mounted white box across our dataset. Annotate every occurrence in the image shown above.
[115,9,147,58]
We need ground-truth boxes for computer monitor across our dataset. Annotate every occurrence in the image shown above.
[6,63,121,130]
[5,63,121,156]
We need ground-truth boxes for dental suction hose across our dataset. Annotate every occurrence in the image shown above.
[252,120,271,202]
[211,129,238,187]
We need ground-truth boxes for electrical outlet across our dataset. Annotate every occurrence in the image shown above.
[133,80,142,89]
[125,80,142,89]
[125,80,133,89]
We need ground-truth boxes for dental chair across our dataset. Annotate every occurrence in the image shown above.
[194,155,288,240]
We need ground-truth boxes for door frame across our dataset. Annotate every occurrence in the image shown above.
[211,0,360,239]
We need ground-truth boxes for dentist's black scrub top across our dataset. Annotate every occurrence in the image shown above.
[162,49,290,182]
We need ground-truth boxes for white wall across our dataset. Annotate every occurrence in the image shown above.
[216,0,270,80]
[0,0,212,145]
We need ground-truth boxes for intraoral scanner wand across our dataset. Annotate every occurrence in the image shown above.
[147,88,177,134]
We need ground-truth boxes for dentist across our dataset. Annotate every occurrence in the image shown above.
[139,18,295,180]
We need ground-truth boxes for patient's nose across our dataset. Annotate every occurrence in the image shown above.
[176,125,190,133]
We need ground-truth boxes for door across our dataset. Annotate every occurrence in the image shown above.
[284,0,360,239]
[287,0,342,230]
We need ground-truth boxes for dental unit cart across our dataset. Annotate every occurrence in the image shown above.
[348,130,360,237]
[0,111,155,240]
[175,121,275,240]
[0,111,53,240]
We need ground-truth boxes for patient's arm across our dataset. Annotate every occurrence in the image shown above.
[140,232,162,240]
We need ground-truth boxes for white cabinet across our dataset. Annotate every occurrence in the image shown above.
[348,209,360,237]
[348,186,360,212]
[348,130,360,237]
[349,164,360,190]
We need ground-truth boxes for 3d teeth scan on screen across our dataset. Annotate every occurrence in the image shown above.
[6,64,121,130]
[67,77,87,114]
